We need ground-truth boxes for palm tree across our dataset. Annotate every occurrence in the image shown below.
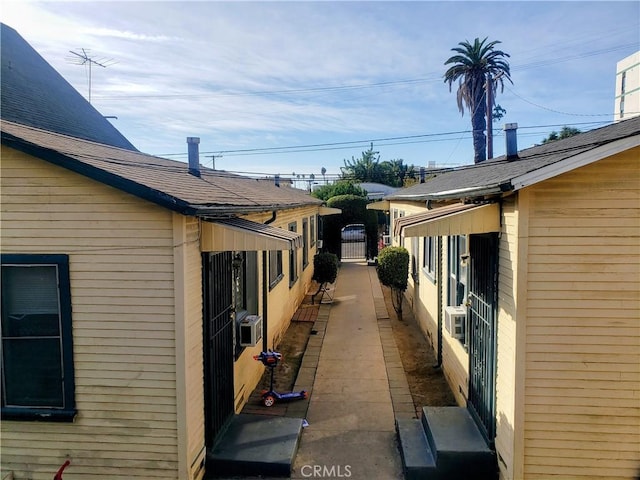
[444,37,512,163]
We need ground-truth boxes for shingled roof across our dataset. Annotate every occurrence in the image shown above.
[1,23,137,151]
[388,116,640,201]
[1,121,321,217]
[0,24,321,217]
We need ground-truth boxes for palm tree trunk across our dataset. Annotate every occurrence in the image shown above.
[472,86,487,163]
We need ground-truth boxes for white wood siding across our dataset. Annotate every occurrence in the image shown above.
[1,148,180,479]
[523,150,640,479]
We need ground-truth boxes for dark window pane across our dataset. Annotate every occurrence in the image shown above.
[2,338,63,407]
[1,266,60,337]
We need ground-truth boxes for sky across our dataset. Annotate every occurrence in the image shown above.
[2,1,639,185]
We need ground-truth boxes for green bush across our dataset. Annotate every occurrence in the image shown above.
[312,252,339,285]
[376,246,409,316]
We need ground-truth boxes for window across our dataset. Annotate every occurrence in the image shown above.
[288,222,298,287]
[1,254,76,420]
[310,215,316,247]
[234,252,258,358]
[411,237,419,281]
[447,236,469,345]
[448,236,468,307]
[269,250,283,289]
[302,218,309,269]
[422,236,437,280]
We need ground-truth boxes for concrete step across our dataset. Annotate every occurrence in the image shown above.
[396,418,436,480]
[206,414,303,478]
[421,406,497,480]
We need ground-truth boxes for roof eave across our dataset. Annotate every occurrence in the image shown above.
[387,183,512,202]
[2,133,200,215]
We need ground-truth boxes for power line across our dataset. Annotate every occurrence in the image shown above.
[156,121,612,160]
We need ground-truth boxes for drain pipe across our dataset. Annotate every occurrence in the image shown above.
[434,236,443,368]
[262,211,277,352]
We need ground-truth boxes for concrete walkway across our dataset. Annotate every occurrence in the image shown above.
[291,260,413,480]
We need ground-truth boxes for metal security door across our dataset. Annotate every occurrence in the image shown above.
[203,252,235,446]
[467,233,499,442]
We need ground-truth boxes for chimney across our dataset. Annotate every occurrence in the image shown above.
[504,123,518,160]
[419,167,425,183]
[274,174,280,187]
[187,137,200,177]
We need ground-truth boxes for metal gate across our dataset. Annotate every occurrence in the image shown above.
[467,233,499,442]
[203,252,235,446]
[341,238,367,259]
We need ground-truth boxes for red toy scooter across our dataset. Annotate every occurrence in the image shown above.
[253,351,307,407]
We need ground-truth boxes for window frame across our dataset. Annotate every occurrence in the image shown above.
[1,254,76,421]
[288,222,298,287]
[302,218,309,269]
[422,236,437,283]
[310,215,316,247]
[447,235,469,346]
[268,250,283,290]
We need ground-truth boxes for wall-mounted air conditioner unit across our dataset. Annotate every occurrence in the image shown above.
[239,315,263,347]
[444,306,466,340]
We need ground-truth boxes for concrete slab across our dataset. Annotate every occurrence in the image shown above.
[208,414,303,478]
[305,400,395,431]
[291,430,402,480]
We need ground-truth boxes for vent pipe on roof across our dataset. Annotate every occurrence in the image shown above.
[187,137,201,177]
[504,123,518,161]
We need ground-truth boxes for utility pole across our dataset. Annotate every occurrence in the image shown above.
[67,49,115,104]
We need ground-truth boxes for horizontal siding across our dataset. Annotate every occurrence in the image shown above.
[523,150,640,479]
[1,148,179,479]
[495,195,518,480]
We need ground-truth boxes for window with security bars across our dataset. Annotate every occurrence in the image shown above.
[1,254,76,420]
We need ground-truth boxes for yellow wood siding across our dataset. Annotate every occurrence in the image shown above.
[173,215,206,480]
[495,194,520,480]
[1,148,180,479]
[231,207,319,412]
[523,150,640,479]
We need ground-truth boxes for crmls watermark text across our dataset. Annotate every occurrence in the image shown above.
[300,464,352,478]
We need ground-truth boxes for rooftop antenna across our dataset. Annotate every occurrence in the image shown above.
[66,49,116,103]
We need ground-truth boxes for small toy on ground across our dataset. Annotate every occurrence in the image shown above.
[253,351,307,407]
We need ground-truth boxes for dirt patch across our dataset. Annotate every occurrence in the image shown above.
[381,285,457,407]
[251,283,456,410]
[255,320,313,393]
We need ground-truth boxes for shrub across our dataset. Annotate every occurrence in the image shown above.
[376,246,409,316]
[312,252,339,285]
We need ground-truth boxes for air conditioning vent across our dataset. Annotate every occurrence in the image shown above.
[444,306,466,340]
[239,315,262,347]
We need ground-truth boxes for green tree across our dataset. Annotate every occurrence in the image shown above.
[341,144,416,187]
[311,181,367,201]
[444,37,512,163]
[541,126,581,144]
[341,144,386,183]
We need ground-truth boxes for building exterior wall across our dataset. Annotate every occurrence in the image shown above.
[173,214,206,480]
[231,207,320,413]
[495,194,522,480]
[522,148,640,479]
[0,147,182,479]
[614,51,640,122]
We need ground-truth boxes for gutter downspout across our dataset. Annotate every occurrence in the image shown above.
[262,211,277,352]
[434,236,443,368]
